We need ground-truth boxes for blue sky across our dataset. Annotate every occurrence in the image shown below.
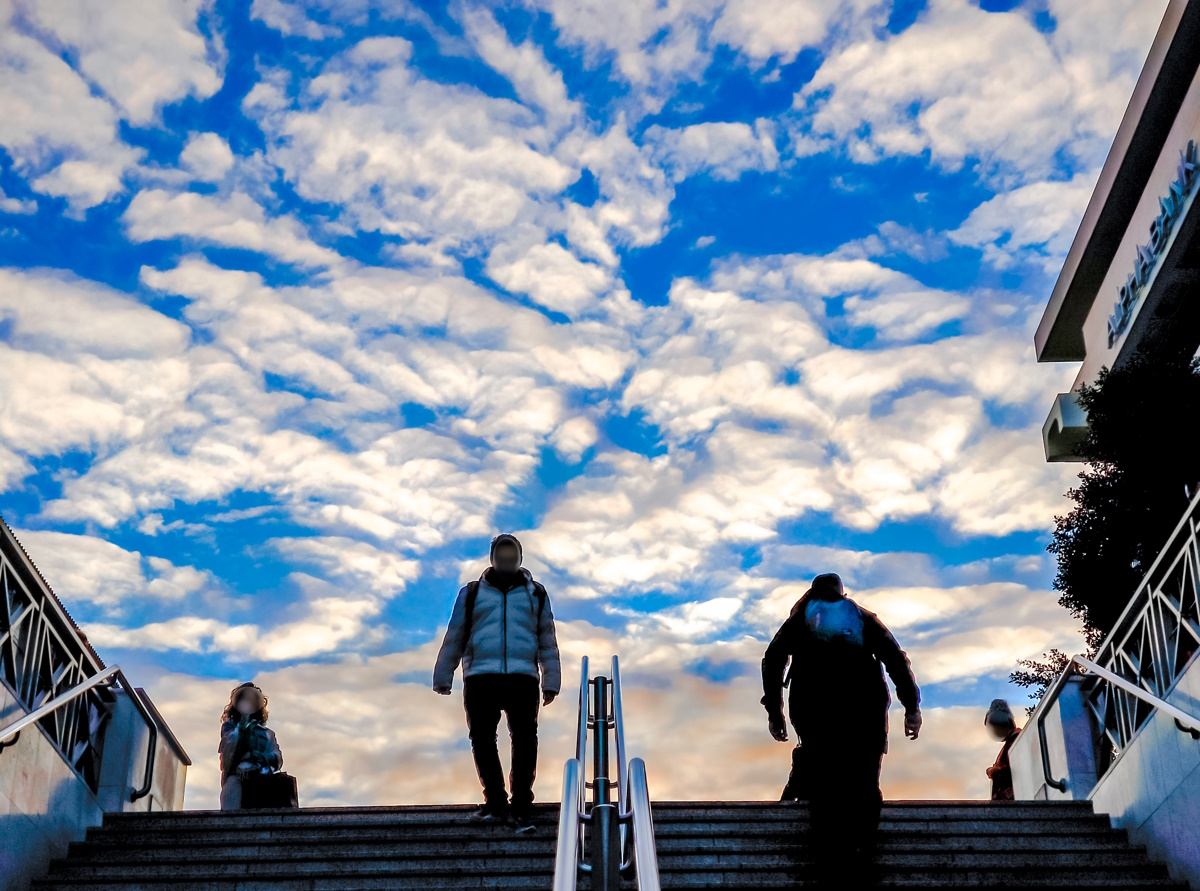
[0,0,1166,807]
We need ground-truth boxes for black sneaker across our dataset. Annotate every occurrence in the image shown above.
[470,802,508,823]
[511,808,536,833]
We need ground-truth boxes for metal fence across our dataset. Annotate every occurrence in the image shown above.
[1081,490,1200,780]
[0,518,113,792]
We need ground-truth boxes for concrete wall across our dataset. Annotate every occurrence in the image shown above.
[1088,656,1200,890]
[0,680,187,891]
[1011,660,1200,889]
[1010,677,1098,801]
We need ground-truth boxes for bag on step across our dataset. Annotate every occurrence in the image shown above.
[241,771,299,809]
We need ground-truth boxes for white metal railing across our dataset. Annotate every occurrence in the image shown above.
[553,655,660,891]
[0,663,158,801]
[1,516,125,793]
[1039,654,1200,792]
[1038,490,1200,792]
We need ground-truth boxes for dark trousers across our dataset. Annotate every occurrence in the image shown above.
[463,673,540,809]
[791,715,885,884]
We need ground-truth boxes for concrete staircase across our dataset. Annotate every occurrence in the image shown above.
[651,801,1185,888]
[31,800,1183,890]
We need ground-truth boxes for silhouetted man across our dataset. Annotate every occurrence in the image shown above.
[761,572,921,878]
[433,533,561,832]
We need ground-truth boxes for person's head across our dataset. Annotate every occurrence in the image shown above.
[222,682,268,724]
[984,699,1016,740]
[490,533,523,575]
[811,572,844,601]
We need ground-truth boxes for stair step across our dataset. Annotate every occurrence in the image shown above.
[30,799,1183,891]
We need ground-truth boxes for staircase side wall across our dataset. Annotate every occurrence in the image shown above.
[0,686,188,891]
[1010,677,1098,801]
[1088,656,1200,890]
[0,681,104,891]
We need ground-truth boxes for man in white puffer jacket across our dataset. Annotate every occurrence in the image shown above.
[433,533,561,831]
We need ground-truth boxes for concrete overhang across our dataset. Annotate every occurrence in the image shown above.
[1036,0,1200,363]
[1042,392,1090,462]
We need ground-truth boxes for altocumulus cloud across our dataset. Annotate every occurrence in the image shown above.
[0,0,1161,807]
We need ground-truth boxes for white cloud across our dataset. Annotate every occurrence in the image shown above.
[794,0,1163,182]
[85,589,382,662]
[486,241,613,316]
[0,187,36,215]
[123,190,342,269]
[250,0,340,39]
[647,118,779,182]
[550,416,598,463]
[18,0,223,124]
[245,37,574,253]
[461,8,580,128]
[949,172,1098,272]
[269,536,420,597]
[180,132,235,182]
[15,529,210,610]
[532,0,721,113]
[0,8,140,209]
[712,0,849,65]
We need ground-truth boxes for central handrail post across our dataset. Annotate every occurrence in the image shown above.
[591,673,620,890]
[554,655,659,891]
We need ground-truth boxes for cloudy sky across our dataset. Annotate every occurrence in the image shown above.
[0,0,1166,809]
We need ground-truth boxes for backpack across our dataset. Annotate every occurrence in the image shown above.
[462,577,547,641]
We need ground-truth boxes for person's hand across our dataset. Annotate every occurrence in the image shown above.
[543,691,557,706]
[768,714,789,742]
[433,684,452,696]
[904,709,922,740]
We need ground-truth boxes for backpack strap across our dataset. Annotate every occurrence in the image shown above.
[530,581,547,625]
[462,580,481,641]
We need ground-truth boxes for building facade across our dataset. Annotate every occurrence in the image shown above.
[1013,3,1200,886]
[1037,0,1200,460]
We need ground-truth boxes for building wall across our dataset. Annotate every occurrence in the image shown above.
[1073,65,1200,390]
[1088,654,1200,890]
[1011,657,1200,889]
[0,681,187,891]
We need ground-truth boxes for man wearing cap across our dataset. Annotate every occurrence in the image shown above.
[761,572,922,878]
[433,533,561,832]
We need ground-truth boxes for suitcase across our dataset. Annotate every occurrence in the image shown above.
[240,771,298,809]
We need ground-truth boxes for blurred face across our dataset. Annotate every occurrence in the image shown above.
[493,542,520,573]
[987,718,1012,741]
[236,691,260,716]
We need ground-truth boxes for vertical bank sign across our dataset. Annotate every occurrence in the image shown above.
[1107,139,1199,348]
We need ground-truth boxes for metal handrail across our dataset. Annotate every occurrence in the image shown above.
[553,656,660,891]
[0,664,158,802]
[555,657,591,891]
[610,656,628,863]
[611,656,659,888]
[1039,654,1200,792]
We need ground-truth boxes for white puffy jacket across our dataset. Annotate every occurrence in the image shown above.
[432,568,561,694]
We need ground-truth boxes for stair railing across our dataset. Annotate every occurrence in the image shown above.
[1038,653,1200,793]
[553,655,660,891]
[0,664,158,802]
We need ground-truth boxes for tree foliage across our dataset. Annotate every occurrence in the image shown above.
[1011,350,1200,704]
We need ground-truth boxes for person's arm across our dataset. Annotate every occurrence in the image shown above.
[264,727,283,771]
[432,586,471,693]
[863,609,922,737]
[535,587,561,702]
[761,614,799,739]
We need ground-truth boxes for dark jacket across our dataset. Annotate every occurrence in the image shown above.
[219,718,282,780]
[987,729,1020,800]
[761,592,920,750]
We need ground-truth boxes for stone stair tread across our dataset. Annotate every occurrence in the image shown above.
[32,799,1183,890]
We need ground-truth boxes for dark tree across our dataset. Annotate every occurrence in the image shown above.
[1012,350,1200,703]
